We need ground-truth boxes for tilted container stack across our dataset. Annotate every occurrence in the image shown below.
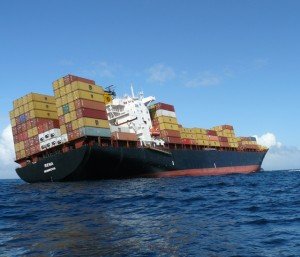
[179,127,197,145]
[149,103,181,144]
[211,125,239,148]
[192,128,210,146]
[52,75,111,143]
[238,137,259,150]
[10,93,60,160]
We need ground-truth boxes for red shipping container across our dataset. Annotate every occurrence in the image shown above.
[22,131,29,141]
[160,129,181,138]
[21,123,27,133]
[164,136,182,144]
[76,108,108,120]
[220,142,230,147]
[12,126,17,136]
[24,139,30,148]
[15,152,21,160]
[30,118,37,128]
[111,132,138,141]
[66,123,73,133]
[17,125,22,134]
[63,74,95,86]
[207,130,217,136]
[153,102,175,112]
[219,137,228,142]
[25,148,31,157]
[16,117,21,126]
[181,138,197,145]
[74,99,106,111]
[58,116,65,126]
[208,135,219,141]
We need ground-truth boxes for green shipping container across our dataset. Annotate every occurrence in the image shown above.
[79,126,111,138]
[62,104,70,114]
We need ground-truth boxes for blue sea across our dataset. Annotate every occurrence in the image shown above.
[0,170,299,257]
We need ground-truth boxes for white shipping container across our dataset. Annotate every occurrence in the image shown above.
[61,134,69,143]
[39,142,47,151]
[38,133,45,143]
[44,131,51,141]
[155,110,176,118]
[49,128,61,139]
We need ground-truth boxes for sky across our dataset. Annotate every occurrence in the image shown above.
[1,0,300,178]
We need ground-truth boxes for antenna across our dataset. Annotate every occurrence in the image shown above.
[131,83,135,98]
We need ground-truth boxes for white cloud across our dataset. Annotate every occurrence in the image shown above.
[185,71,220,88]
[263,146,300,171]
[254,132,282,148]
[81,61,116,79]
[147,63,175,83]
[255,133,300,170]
[0,125,19,179]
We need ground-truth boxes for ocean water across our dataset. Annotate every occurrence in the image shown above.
[0,170,299,257]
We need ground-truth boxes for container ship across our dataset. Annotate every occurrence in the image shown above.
[10,75,268,183]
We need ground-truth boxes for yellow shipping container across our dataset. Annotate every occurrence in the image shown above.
[28,128,38,138]
[56,97,62,108]
[14,108,20,117]
[19,141,25,151]
[52,80,59,90]
[66,84,72,94]
[54,89,60,98]
[28,102,57,112]
[194,128,207,135]
[67,93,74,103]
[71,120,79,130]
[70,81,104,95]
[60,125,67,135]
[103,93,112,104]
[159,123,179,131]
[59,86,67,96]
[77,117,109,129]
[61,96,68,106]
[209,141,221,147]
[157,116,178,124]
[25,93,55,104]
[197,140,209,146]
[9,110,15,119]
[29,110,58,120]
[57,107,63,117]
[58,78,64,87]
[24,104,29,113]
[196,134,209,140]
[19,105,25,115]
[70,111,77,121]
[11,118,16,127]
[229,143,238,148]
[14,143,20,152]
[64,113,71,123]
[20,149,26,159]
[69,102,75,112]
[73,90,104,102]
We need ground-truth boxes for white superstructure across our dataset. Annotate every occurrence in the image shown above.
[106,87,163,145]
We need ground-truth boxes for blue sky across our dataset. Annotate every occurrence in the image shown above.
[1,0,300,178]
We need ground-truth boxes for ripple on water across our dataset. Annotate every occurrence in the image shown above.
[0,170,299,257]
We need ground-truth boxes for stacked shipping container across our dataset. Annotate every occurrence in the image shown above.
[10,93,60,160]
[149,103,182,144]
[52,75,111,142]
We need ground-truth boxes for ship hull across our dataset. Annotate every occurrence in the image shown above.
[16,146,267,183]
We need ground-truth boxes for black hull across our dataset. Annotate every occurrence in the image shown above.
[16,146,267,183]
